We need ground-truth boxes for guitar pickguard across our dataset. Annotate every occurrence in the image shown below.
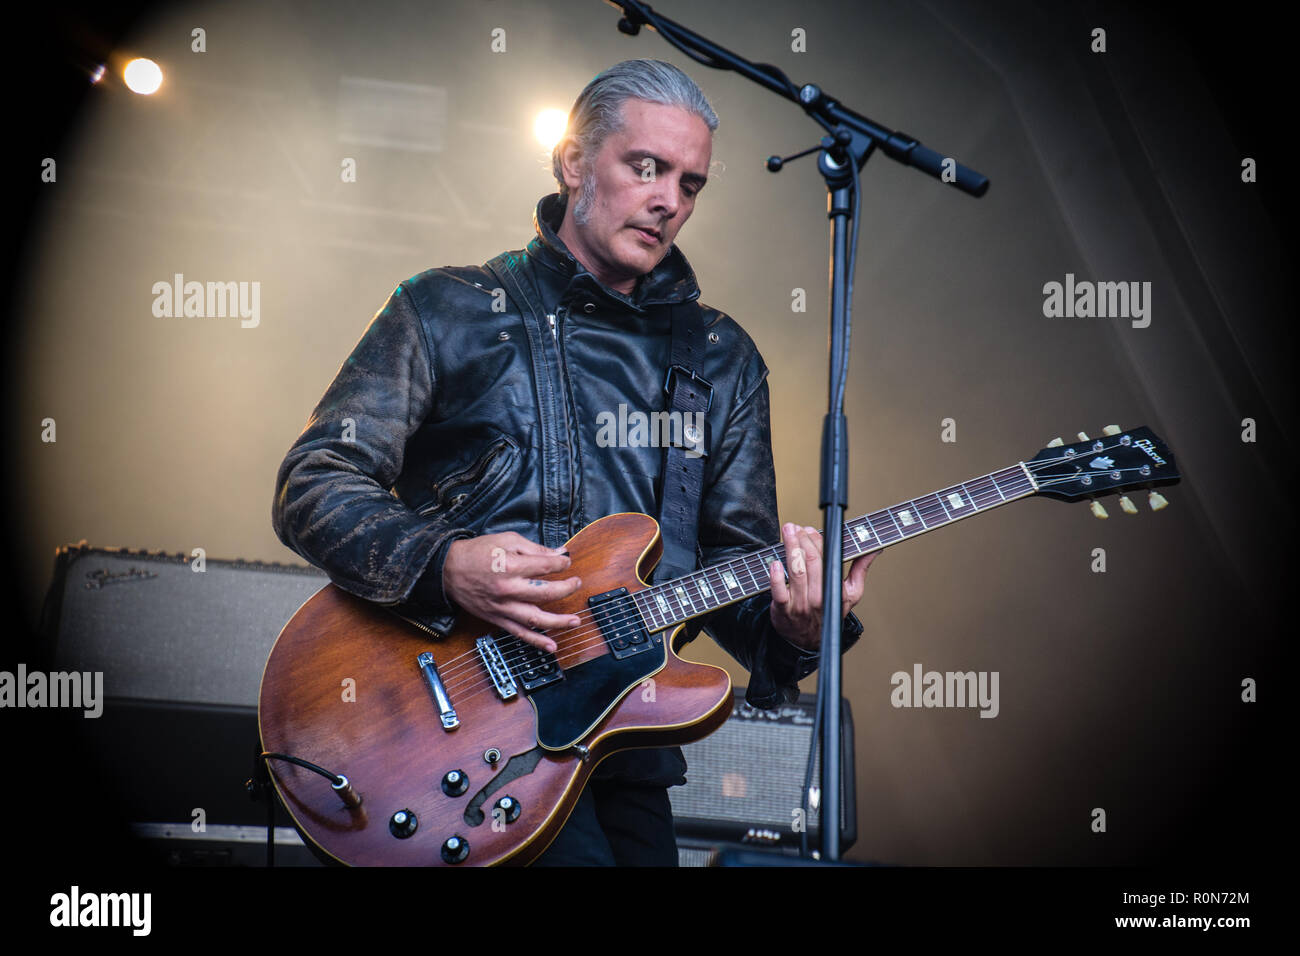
[529,641,665,750]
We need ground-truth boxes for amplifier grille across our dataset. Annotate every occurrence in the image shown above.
[670,691,855,849]
[43,543,328,707]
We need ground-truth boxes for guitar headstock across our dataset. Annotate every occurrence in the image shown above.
[1026,425,1180,516]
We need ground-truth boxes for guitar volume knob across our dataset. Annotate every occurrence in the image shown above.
[441,770,469,797]
[441,836,471,864]
[494,795,522,824]
[389,809,418,839]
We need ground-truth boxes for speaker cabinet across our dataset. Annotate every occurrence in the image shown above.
[40,543,329,830]
[671,688,855,861]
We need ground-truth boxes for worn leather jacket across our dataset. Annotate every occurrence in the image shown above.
[272,193,861,786]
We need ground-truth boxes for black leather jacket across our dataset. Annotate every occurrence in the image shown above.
[272,193,861,785]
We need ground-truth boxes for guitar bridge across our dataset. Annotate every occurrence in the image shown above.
[477,635,564,698]
[476,636,518,699]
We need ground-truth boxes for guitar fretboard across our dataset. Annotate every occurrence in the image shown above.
[632,463,1036,632]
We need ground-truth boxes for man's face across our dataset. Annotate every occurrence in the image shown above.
[557,99,712,294]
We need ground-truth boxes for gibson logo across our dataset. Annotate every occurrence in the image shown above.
[1135,438,1166,466]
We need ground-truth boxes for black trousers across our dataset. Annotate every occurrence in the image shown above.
[530,779,680,866]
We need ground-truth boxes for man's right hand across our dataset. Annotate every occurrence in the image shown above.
[442,532,582,652]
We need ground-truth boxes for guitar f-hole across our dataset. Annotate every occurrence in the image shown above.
[462,747,544,827]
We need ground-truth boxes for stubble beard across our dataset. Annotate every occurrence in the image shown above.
[570,163,598,226]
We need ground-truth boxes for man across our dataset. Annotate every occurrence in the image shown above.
[273,58,876,866]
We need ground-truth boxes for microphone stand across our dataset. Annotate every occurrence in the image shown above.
[603,0,988,861]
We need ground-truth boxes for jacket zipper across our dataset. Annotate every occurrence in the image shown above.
[392,609,442,638]
[422,440,508,515]
[547,307,578,535]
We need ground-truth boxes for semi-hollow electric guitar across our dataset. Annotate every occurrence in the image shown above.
[258,425,1179,866]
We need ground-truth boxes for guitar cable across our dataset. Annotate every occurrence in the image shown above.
[248,751,361,866]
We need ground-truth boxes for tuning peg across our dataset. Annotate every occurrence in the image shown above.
[1090,501,1109,519]
[1076,431,1090,441]
[1046,437,1064,448]
[1102,424,1121,436]
[1148,491,1169,511]
[1119,495,1138,514]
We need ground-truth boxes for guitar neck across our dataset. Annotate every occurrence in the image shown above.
[634,462,1038,632]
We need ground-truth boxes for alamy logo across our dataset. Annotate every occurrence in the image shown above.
[50,886,151,936]
[152,273,260,328]
[0,664,103,718]
[594,404,706,459]
[1042,273,1150,328]
[890,663,999,718]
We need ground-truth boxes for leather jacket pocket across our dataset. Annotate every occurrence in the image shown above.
[416,434,520,527]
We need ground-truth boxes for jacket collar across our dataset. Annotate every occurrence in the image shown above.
[525,193,701,314]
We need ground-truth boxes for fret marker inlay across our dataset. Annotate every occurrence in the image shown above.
[633,459,1042,636]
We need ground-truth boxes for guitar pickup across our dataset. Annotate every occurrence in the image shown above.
[589,587,656,660]
[508,639,563,693]
[417,652,459,730]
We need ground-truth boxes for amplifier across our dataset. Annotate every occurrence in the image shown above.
[41,542,329,708]
[671,688,855,858]
[39,543,329,829]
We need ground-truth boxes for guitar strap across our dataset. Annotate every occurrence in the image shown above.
[653,299,713,584]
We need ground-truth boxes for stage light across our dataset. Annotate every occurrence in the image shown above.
[533,109,568,149]
[123,58,163,94]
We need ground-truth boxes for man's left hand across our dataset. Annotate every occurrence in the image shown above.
[769,522,879,651]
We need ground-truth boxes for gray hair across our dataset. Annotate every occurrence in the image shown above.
[551,59,719,206]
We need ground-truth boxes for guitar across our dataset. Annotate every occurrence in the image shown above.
[258,425,1179,866]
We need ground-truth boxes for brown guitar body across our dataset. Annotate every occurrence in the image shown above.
[258,512,733,866]
[258,427,1182,865]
